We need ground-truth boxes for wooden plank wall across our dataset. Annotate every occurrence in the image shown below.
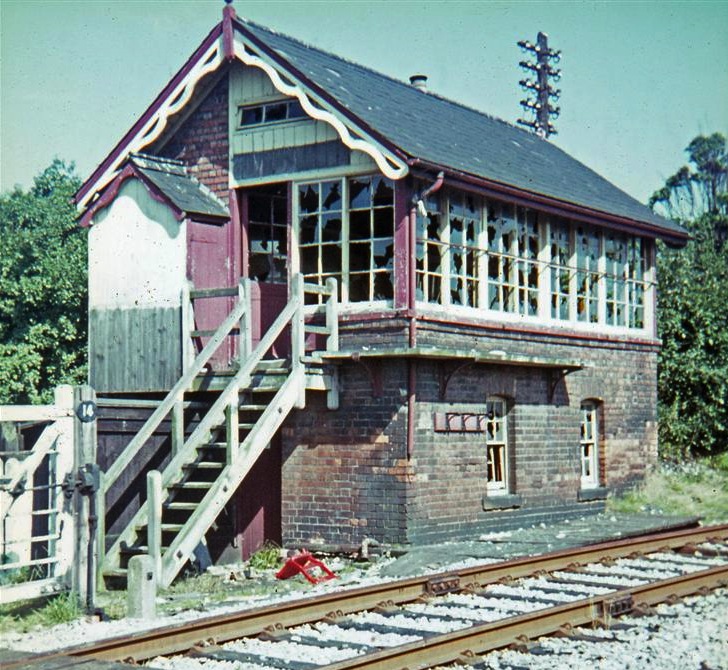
[90,307,182,393]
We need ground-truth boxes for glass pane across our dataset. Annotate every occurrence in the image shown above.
[349,178,371,209]
[265,102,287,122]
[321,244,341,273]
[349,273,369,302]
[373,240,393,269]
[300,247,317,275]
[372,207,393,238]
[241,106,263,126]
[372,177,394,207]
[287,100,305,119]
[350,210,370,240]
[322,181,342,211]
[299,215,317,244]
[299,184,319,214]
[349,242,370,271]
[321,214,342,242]
[373,272,394,300]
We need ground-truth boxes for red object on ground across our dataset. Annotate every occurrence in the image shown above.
[275,549,337,584]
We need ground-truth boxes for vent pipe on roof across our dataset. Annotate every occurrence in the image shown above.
[409,74,428,92]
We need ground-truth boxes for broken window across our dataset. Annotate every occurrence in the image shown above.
[605,233,628,327]
[298,181,343,302]
[449,193,481,307]
[296,175,394,303]
[348,176,394,301]
[488,203,518,313]
[247,184,288,282]
[550,219,571,320]
[485,396,509,493]
[580,401,600,489]
[416,191,445,304]
[576,226,600,323]
[627,237,646,328]
[517,209,540,316]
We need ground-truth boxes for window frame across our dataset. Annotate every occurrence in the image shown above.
[579,401,601,489]
[294,174,395,305]
[485,396,510,493]
[238,99,307,129]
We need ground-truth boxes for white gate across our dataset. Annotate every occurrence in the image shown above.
[0,386,78,604]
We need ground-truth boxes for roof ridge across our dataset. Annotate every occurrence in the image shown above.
[239,17,540,143]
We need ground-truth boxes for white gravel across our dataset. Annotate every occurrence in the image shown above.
[474,588,728,670]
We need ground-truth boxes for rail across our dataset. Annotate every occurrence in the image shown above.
[15,523,727,665]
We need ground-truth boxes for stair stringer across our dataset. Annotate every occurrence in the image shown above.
[159,367,305,587]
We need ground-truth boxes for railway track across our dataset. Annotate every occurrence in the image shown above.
[6,524,728,670]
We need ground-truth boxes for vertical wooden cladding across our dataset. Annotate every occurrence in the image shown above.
[229,62,376,183]
[90,308,182,393]
[88,178,187,393]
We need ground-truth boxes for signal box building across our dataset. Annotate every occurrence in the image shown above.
[77,6,687,585]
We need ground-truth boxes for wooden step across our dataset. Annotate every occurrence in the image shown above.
[238,403,267,411]
[165,501,199,511]
[305,325,331,335]
[169,481,214,490]
[182,461,225,470]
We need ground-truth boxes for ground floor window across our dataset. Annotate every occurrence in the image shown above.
[580,401,600,488]
[485,396,509,493]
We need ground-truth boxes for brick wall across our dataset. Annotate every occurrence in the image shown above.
[280,315,659,549]
[158,75,229,201]
[281,362,410,548]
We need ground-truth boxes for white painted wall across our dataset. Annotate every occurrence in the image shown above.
[89,178,186,309]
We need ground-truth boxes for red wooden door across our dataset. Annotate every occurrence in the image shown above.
[245,184,290,358]
[235,435,282,559]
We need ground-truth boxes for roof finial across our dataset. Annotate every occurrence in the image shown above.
[222,0,236,57]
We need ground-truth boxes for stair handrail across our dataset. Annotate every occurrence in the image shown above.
[159,295,300,490]
[102,280,251,495]
[101,280,303,572]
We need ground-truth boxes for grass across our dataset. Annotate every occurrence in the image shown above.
[0,592,82,634]
[607,454,728,524]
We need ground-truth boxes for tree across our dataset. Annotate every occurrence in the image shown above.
[0,160,87,404]
[651,134,728,460]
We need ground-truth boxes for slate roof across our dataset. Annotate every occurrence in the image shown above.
[240,19,685,239]
[131,154,228,219]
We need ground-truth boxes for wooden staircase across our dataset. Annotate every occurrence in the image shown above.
[100,275,338,588]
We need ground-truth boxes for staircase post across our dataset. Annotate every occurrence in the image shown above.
[225,387,239,465]
[325,277,339,353]
[181,281,194,374]
[147,471,162,578]
[291,273,306,409]
[171,398,184,456]
[238,278,252,366]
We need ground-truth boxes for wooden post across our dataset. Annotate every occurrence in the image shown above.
[225,388,239,465]
[71,385,97,606]
[171,398,184,456]
[291,273,306,409]
[147,470,162,579]
[54,385,76,589]
[238,278,252,367]
[325,277,339,353]
[181,282,192,374]
[96,470,106,589]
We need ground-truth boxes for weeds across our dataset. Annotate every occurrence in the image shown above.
[608,456,728,524]
[248,541,282,571]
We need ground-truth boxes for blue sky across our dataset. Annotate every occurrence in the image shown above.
[1,0,727,205]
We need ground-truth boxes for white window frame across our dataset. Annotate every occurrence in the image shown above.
[485,396,509,493]
[580,401,600,489]
[294,175,395,306]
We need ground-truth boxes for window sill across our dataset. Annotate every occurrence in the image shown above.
[578,486,609,502]
[482,494,522,511]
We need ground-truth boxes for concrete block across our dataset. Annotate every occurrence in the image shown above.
[127,554,157,619]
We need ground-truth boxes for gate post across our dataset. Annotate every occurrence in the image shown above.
[72,385,98,608]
